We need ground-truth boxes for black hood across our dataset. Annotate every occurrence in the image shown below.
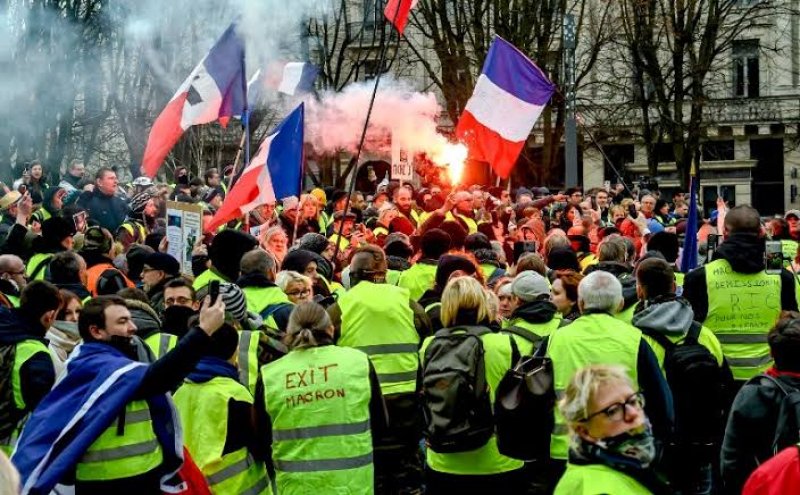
[583,261,632,278]
[511,300,558,323]
[715,233,766,274]
[387,255,411,272]
[237,272,278,289]
[80,250,112,269]
[0,307,46,345]
[54,282,91,300]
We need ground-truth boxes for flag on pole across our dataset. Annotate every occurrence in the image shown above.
[141,24,246,178]
[680,162,700,273]
[204,104,304,232]
[456,36,556,179]
[384,0,418,34]
[247,62,318,107]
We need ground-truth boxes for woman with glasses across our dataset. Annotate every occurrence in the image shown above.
[555,365,670,494]
[276,270,314,305]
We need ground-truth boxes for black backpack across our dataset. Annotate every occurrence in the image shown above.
[0,344,20,441]
[749,374,800,455]
[494,339,555,461]
[421,325,495,453]
[641,322,724,447]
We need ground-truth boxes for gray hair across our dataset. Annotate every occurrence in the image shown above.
[578,271,623,313]
[276,270,312,292]
[240,249,276,276]
[597,235,627,264]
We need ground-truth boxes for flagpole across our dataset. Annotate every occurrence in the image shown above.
[228,44,251,195]
[331,1,404,263]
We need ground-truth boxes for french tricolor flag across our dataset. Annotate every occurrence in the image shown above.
[141,24,246,178]
[384,0,418,35]
[456,36,556,179]
[204,104,304,232]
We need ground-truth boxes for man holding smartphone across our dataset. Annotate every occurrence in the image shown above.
[683,205,798,387]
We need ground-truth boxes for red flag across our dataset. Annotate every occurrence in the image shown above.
[384,0,417,35]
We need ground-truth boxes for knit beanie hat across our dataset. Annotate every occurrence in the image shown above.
[435,254,477,291]
[129,192,153,216]
[209,230,258,281]
[219,283,248,323]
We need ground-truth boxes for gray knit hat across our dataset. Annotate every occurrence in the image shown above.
[219,283,248,323]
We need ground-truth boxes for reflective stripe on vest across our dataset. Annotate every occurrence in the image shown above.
[261,346,373,492]
[144,333,177,359]
[338,282,419,395]
[238,331,260,396]
[76,400,163,480]
[546,313,641,460]
[704,258,782,380]
[173,377,271,494]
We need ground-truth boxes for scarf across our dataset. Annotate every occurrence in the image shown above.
[187,357,239,384]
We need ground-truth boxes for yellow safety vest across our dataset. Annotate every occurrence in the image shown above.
[237,330,261,397]
[261,345,374,495]
[26,253,53,281]
[119,221,148,244]
[781,240,799,266]
[704,259,782,380]
[193,269,228,293]
[501,316,562,356]
[174,376,271,495]
[1,340,50,455]
[546,313,642,460]
[397,262,438,302]
[143,333,177,359]
[338,282,419,395]
[241,286,291,330]
[554,462,653,494]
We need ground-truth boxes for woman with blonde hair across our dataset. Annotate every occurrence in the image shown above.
[276,270,313,305]
[555,365,670,494]
[299,193,325,234]
[420,276,524,493]
[258,302,385,494]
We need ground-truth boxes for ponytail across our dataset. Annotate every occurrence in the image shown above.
[285,302,332,350]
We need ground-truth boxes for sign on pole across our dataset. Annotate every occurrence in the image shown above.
[166,201,204,276]
[391,130,414,183]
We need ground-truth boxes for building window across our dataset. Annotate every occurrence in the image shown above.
[702,140,735,161]
[732,39,759,98]
[363,0,384,30]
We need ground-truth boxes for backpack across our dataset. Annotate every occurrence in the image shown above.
[421,325,496,453]
[641,322,724,448]
[749,374,800,455]
[0,344,19,441]
[494,339,555,461]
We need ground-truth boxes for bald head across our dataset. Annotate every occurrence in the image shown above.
[724,205,762,235]
[349,245,388,286]
[0,255,23,272]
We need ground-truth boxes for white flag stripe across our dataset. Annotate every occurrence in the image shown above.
[463,74,545,142]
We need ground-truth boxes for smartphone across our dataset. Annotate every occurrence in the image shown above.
[513,241,538,264]
[604,180,611,192]
[208,280,220,305]
[765,240,784,275]
[627,203,637,218]
[706,234,718,264]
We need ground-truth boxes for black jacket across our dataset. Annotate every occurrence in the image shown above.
[0,307,55,414]
[76,189,129,232]
[721,371,800,495]
[683,233,798,322]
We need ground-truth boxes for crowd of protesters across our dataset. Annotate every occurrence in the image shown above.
[0,160,799,495]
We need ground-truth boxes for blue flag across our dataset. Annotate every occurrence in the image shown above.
[681,174,699,273]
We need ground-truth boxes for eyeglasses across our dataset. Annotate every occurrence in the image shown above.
[571,193,583,198]
[580,392,645,423]
[286,289,311,297]
[165,297,194,306]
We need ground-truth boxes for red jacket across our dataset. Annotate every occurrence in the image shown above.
[742,444,800,495]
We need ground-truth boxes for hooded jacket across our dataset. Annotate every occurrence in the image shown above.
[510,299,560,326]
[683,233,798,321]
[0,307,55,413]
[124,299,162,341]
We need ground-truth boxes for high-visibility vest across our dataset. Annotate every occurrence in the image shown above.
[174,376,271,495]
[614,303,638,324]
[118,221,147,244]
[237,331,261,397]
[419,329,523,475]
[781,240,799,266]
[453,212,478,234]
[373,225,389,238]
[30,207,52,225]
[75,400,164,481]
[6,295,19,308]
[546,313,642,460]
[579,253,599,272]
[193,269,228,293]
[241,286,291,324]
[26,252,53,281]
[1,339,50,455]
[675,271,685,295]
[261,345,374,495]
[704,259,782,380]
[397,262,437,302]
[338,282,419,395]
[386,269,402,286]
[501,315,562,356]
[554,462,652,495]
[86,262,135,296]
[143,333,177,359]
[329,233,350,251]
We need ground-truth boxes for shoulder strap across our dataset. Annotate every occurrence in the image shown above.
[502,325,543,346]
[434,325,492,338]
[640,326,676,351]
[533,335,550,358]
[260,302,292,320]
[29,254,52,280]
[684,321,702,345]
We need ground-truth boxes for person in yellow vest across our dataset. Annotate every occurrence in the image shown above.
[555,365,671,494]
[25,216,75,281]
[0,281,61,455]
[29,186,66,231]
[419,276,524,493]
[116,191,158,250]
[193,229,258,297]
[383,233,414,286]
[373,202,398,246]
[145,278,202,359]
[398,228,452,302]
[328,245,431,494]
[328,210,357,253]
[542,271,674,491]
[276,270,314,305]
[583,235,638,323]
[10,293,226,493]
[645,232,685,295]
[683,205,798,384]
[631,257,732,495]
[141,252,181,314]
[0,255,27,307]
[501,271,564,355]
[238,249,293,331]
[258,302,387,495]
[393,186,421,227]
[80,226,135,296]
[174,324,271,495]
